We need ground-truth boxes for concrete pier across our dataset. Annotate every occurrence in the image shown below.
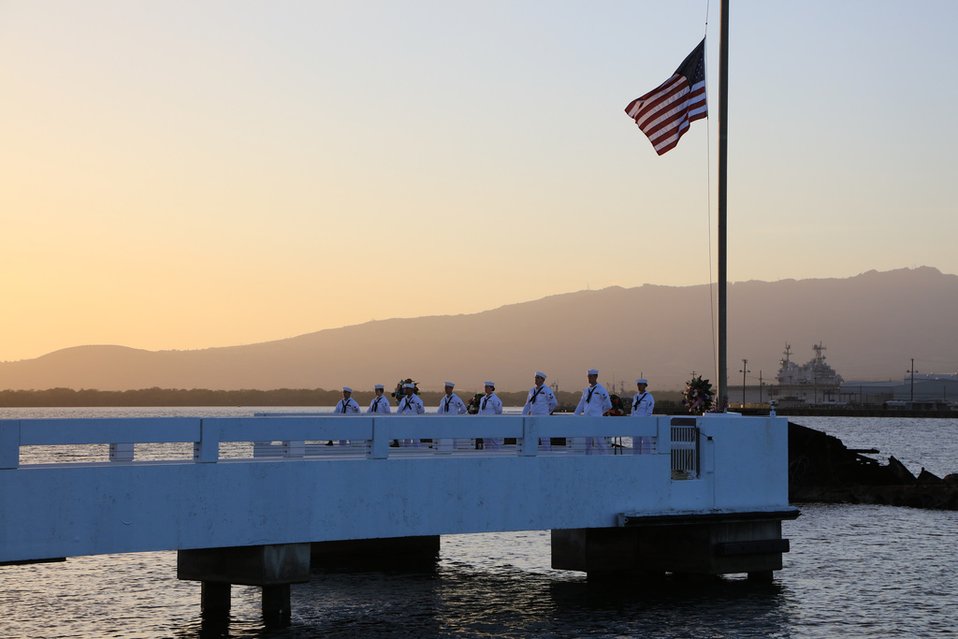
[177,543,310,625]
[551,509,798,581]
[0,413,796,624]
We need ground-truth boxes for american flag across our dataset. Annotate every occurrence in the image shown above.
[625,39,707,155]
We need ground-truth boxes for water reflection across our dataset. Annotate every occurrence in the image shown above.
[4,504,956,639]
[168,563,791,639]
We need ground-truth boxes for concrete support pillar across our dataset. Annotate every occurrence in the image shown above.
[200,581,230,618]
[311,535,440,572]
[261,584,291,626]
[178,543,310,626]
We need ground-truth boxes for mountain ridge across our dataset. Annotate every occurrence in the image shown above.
[2,267,955,391]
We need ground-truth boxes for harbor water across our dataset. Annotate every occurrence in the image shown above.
[1,408,955,638]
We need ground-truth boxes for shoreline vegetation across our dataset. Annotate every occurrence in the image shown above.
[0,387,683,409]
[0,388,955,417]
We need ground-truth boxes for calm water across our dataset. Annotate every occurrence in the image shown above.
[1,409,955,638]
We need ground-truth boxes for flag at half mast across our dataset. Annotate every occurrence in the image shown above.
[625,39,707,155]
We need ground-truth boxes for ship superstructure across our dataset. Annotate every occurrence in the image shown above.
[771,343,844,404]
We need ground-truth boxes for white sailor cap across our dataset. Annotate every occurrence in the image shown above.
[444,380,455,388]
[587,368,599,376]
[484,380,495,388]
[402,382,415,389]
[342,386,353,393]
[535,371,547,379]
[636,378,648,385]
[374,384,384,390]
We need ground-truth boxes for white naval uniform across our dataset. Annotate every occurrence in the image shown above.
[478,392,503,448]
[437,393,467,415]
[630,392,655,416]
[630,390,655,453]
[367,395,391,414]
[334,398,361,415]
[574,383,612,416]
[397,393,426,446]
[332,397,361,445]
[478,392,503,415]
[397,394,425,415]
[522,385,558,416]
[522,384,558,450]
[574,383,612,451]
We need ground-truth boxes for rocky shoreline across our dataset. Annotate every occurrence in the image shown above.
[788,421,958,510]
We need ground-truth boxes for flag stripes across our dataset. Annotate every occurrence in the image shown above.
[625,39,707,155]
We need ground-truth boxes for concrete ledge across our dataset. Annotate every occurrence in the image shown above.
[177,543,311,586]
[0,557,65,567]
[618,508,800,527]
[553,516,792,577]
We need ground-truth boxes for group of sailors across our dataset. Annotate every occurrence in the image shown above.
[332,369,655,418]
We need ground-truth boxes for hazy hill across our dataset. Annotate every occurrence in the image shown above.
[1,267,955,392]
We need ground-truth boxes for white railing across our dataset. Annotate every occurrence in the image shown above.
[0,415,666,469]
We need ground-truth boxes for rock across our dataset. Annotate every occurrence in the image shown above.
[886,456,916,483]
[788,422,957,511]
[917,468,943,484]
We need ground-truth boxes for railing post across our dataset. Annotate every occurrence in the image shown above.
[0,420,20,470]
[520,418,538,457]
[285,441,305,458]
[369,418,389,459]
[194,419,220,463]
[109,443,135,462]
[657,416,671,455]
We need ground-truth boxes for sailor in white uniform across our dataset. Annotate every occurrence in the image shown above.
[397,383,425,415]
[478,380,503,448]
[630,377,655,453]
[334,386,361,415]
[630,378,655,416]
[396,382,425,446]
[332,386,361,446]
[367,384,391,414]
[574,368,612,451]
[522,371,558,450]
[437,381,467,415]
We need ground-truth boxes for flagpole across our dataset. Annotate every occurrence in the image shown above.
[717,0,730,410]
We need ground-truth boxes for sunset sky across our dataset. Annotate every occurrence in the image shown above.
[2,1,956,363]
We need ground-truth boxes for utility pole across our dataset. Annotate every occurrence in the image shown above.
[907,358,916,403]
[739,359,750,407]
[758,370,764,404]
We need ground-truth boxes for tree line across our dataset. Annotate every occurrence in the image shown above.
[0,387,684,411]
